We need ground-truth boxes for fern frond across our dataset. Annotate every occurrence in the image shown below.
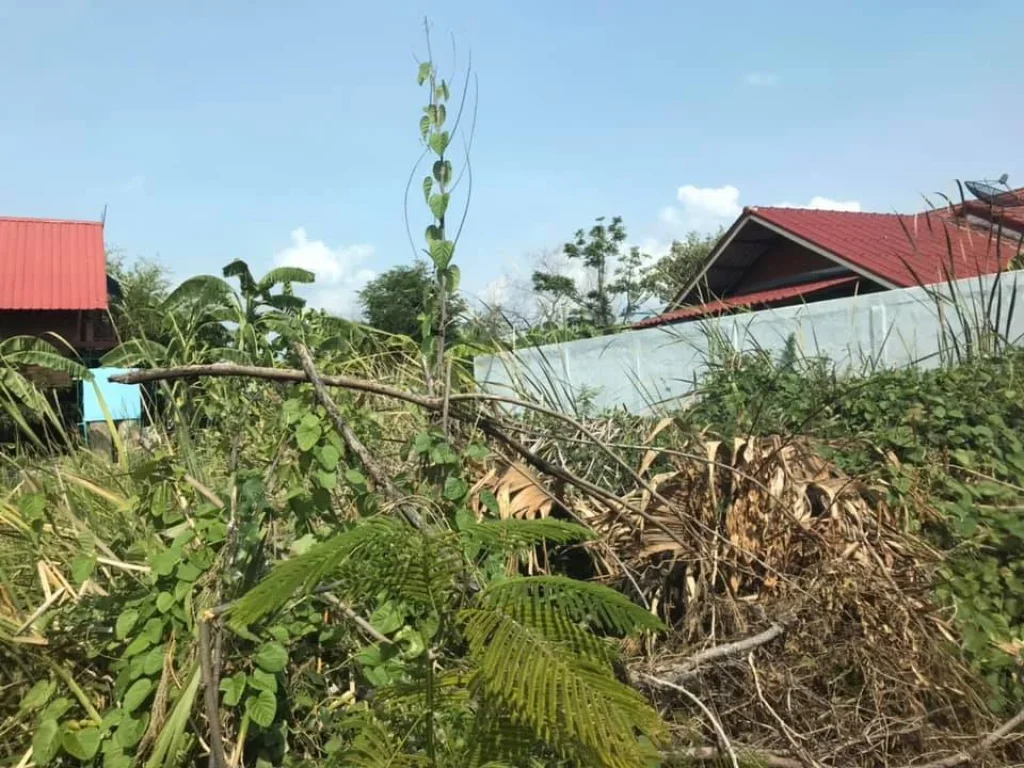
[337,525,461,611]
[479,576,664,636]
[460,518,593,552]
[228,518,399,628]
[461,606,664,768]
[331,710,427,768]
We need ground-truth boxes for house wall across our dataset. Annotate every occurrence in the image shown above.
[474,271,1024,415]
[730,241,836,294]
[0,310,116,354]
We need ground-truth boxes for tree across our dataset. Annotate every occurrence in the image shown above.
[358,261,467,342]
[531,216,654,329]
[107,253,172,343]
[644,228,722,304]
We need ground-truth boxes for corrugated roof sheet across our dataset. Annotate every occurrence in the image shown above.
[747,205,1018,288]
[634,276,860,329]
[0,216,108,310]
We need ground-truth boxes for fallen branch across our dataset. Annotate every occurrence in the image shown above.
[294,344,423,529]
[644,623,786,686]
[664,746,803,768]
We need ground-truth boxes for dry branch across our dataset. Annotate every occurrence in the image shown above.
[645,623,787,686]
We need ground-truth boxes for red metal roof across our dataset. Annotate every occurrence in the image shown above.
[634,275,861,329]
[0,216,108,310]
[747,205,1018,288]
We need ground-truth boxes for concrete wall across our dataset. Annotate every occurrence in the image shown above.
[474,272,1024,415]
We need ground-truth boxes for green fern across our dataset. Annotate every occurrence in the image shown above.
[228,518,398,628]
[479,576,664,636]
[459,518,593,551]
[461,605,664,768]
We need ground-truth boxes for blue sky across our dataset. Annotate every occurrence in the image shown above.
[1,0,1021,316]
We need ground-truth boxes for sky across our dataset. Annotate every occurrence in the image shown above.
[1,0,1022,317]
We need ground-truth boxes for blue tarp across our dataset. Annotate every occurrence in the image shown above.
[82,367,142,424]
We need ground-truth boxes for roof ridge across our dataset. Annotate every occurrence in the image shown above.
[0,215,103,226]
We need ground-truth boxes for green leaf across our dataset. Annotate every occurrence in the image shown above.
[248,668,278,693]
[122,633,153,658]
[425,224,442,243]
[151,549,178,576]
[447,264,461,293]
[479,489,499,516]
[444,476,469,501]
[255,642,288,673]
[32,719,61,766]
[370,601,405,635]
[429,239,455,270]
[396,626,426,659]
[465,442,489,460]
[428,193,450,220]
[105,749,131,768]
[156,592,174,613]
[123,678,154,713]
[62,727,102,760]
[21,679,55,711]
[416,61,432,86]
[419,114,430,139]
[296,416,322,452]
[344,468,368,492]
[176,562,201,582]
[432,159,452,186]
[317,470,338,490]
[71,554,96,585]
[429,130,450,156]
[41,698,72,722]
[142,618,164,644]
[422,175,433,203]
[246,689,277,728]
[413,431,433,454]
[436,80,450,101]
[143,646,165,676]
[219,672,247,706]
[115,716,145,748]
[318,444,340,471]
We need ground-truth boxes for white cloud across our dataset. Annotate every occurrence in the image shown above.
[273,227,376,317]
[659,184,742,233]
[743,71,779,87]
[776,196,862,212]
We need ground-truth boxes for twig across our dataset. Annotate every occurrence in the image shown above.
[198,619,229,768]
[638,673,739,768]
[646,623,786,685]
[323,593,393,645]
[96,556,151,573]
[748,653,821,768]
[294,344,424,530]
[15,587,66,635]
[663,746,803,768]
[907,706,1024,768]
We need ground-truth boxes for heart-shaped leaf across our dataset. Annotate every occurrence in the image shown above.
[245,689,277,728]
[123,678,153,713]
[32,719,61,765]
[255,641,288,673]
[62,727,101,760]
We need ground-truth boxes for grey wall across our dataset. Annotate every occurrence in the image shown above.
[473,272,1024,415]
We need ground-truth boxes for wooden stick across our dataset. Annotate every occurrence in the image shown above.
[644,623,786,686]
[198,619,229,768]
[639,673,739,768]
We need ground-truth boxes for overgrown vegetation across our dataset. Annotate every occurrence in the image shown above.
[2,20,1024,768]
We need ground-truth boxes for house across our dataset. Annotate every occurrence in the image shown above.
[636,189,1024,329]
[0,216,118,363]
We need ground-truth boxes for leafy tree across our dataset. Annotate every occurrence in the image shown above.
[106,253,172,343]
[358,261,467,343]
[644,228,722,304]
[532,216,652,328]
